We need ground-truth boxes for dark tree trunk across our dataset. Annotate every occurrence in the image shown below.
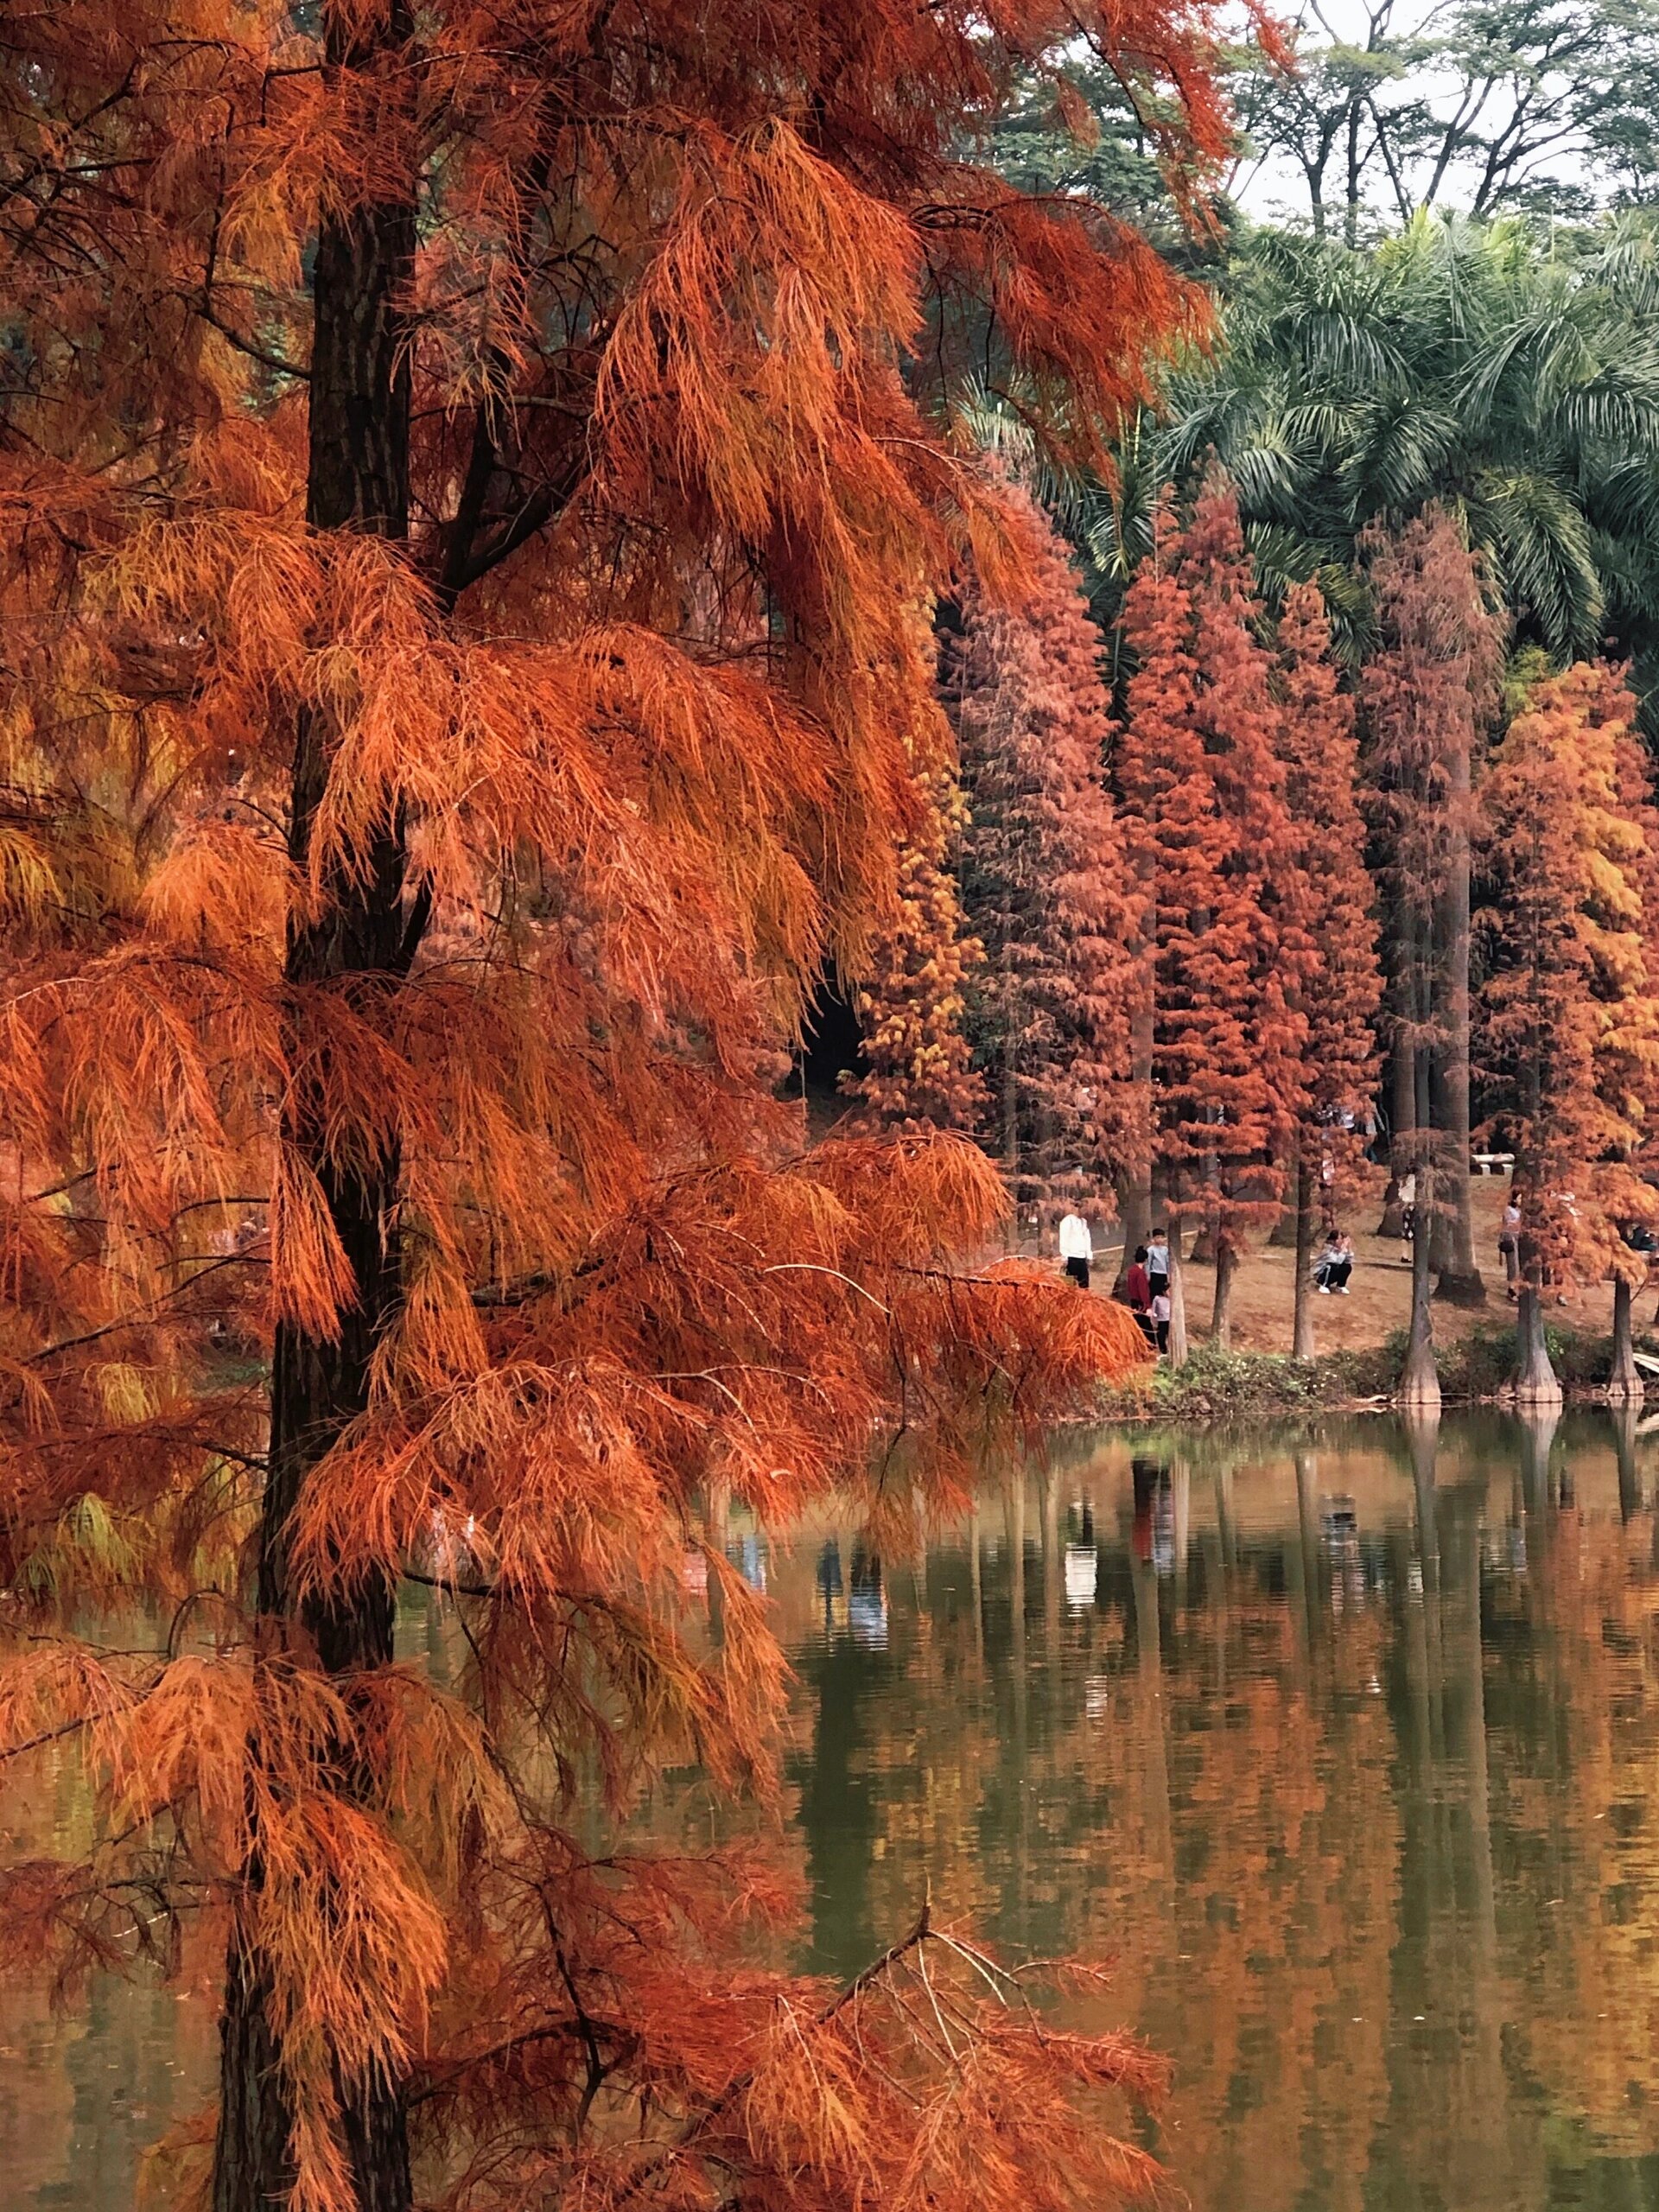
[1209,1236,1237,1349]
[1268,1136,1300,1248]
[1426,1051,1455,1275]
[213,7,419,2208]
[1609,1274,1643,1404]
[1293,1153,1316,1361]
[1433,753,1484,1305]
[1113,988,1154,1293]
[1189,1198,1217,1266]
[1113,1169,1150,1297]
[1399,1159,1440,1412]
[1377,910,1418,1239]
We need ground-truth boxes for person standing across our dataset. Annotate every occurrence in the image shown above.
[1058,1208,1093,1291]
[1149,1285,1172,1353]
[1123,1246,1154,1343]
[1146,1228,1170,1303]
[1397,1171,1416,1267]
[1498,1196,1522,1301]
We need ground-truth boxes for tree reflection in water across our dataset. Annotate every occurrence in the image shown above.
[777,1412,1659,2212]
[12,1413,1659,2211]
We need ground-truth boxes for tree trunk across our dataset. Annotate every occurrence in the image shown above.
[1292,1153,1316,1361]
[214,9,418,2207]
[1609,1274,1643,1404]
[1166,1218,1189,1369]
[1514,1283,1562,1412]
[1398,1160,1440,1412]
[1113,1169,1150,1298]
[1377,937,1417,1239]
[1001,949,1020,1197]
[1113,993,1154,1294]
[1433,754,1484,1305]
[1426,1052,1455,1276]
[1210,1236,1237,1349]
[1268,1136,1300,1248]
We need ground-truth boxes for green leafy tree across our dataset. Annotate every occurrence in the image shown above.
[1234,0,1659,229]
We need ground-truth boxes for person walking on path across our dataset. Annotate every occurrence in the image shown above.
[1146,1230,1170,1303]
[1058,1209,1093,1291]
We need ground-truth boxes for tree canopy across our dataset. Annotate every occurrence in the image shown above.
[0,1,1239,2207]
[1166,215,1659,679]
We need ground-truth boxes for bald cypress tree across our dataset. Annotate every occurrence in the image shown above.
[1118,480,1311,1350]
[950,482,1147,1221]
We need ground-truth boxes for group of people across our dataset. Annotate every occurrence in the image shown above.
[1059,1207,1357,1349]
[1057,1211,1176,1350]
[1122,1238,1173,1351]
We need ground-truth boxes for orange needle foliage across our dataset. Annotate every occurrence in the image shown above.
[948,480,1148,1217]
[1116,480,1313,1343]
[1477,662,1659,1326]
[1274,582,1384,1211]
[0,0,1231,2208]
[840,743,989,1133]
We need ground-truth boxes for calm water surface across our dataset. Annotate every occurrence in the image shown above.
[10,1409,1659,2209]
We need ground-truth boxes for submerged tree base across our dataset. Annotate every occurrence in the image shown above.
[1513,1288,1564,1411]
[1608,1276,1644,1404]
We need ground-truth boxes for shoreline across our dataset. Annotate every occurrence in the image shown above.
[1080,1321,1652,1427]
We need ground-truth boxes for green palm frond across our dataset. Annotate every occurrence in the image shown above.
[1339,397,1461,516]
[1150,213,1659,671]
[1469,469,1603,658]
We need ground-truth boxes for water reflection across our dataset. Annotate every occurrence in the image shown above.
[777,1412,1659,2212]
[13,1412,1659,2209]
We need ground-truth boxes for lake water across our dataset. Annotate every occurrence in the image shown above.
[10,1409,1659,2209]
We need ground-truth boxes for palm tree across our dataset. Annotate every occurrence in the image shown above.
[1162,213,1659,680]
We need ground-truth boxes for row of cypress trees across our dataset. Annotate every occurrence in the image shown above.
[852,470,1659,1399]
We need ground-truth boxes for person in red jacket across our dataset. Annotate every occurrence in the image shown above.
[1123,1246,1154,1342]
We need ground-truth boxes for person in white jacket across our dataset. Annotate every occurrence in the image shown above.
[1058,1209,1093,1291]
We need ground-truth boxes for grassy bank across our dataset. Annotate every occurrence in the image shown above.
[1092,1320,1647,1423]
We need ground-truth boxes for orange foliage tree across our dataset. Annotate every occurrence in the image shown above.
[839,746,988,1132]
[0,2,1235,2208]
[1477,661,1659,1406]
[948,481,1147,1222]
[1361,511,1505,1321]
[1274,582,1384,1357]
[1117,480,1311,1352]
